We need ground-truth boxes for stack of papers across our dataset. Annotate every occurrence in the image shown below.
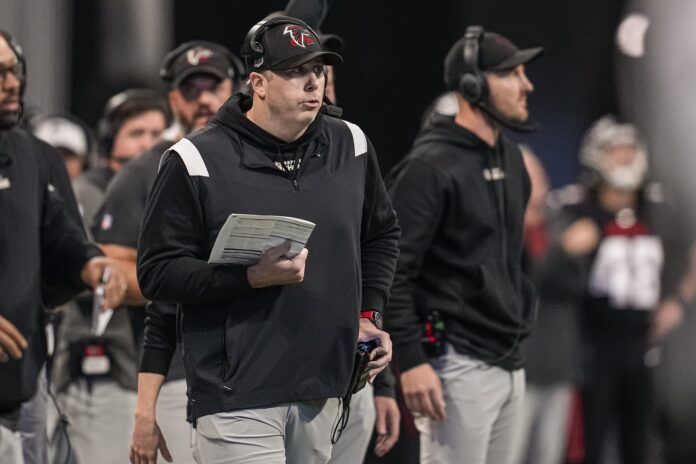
[208,214,315,265]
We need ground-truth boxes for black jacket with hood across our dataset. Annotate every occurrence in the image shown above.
[137,95,400,421]
[385,114,536,372]
[0,127,101,412]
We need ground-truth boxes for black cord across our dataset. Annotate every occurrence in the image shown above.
[47,386,74,464]
[331,397,351,445]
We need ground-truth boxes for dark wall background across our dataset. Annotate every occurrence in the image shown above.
[72,0,628,186]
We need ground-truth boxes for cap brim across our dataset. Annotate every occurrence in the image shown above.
[271,51,343,71]
[172,66,227,87]
[490,47,544,72]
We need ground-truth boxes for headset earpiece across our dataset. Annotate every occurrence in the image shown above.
[96,88,169,157]
[458,26,487,104]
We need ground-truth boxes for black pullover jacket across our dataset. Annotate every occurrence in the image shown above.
[385,115,536,372]
[137,95,400,420]
[0,127,101,411]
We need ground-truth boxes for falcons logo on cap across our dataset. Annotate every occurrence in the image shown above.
[283,25,314,48]
[186,47,213,66]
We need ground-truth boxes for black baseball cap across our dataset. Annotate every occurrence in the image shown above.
[161,41,236,87]
[444,30,543,90]
[244,19,343,72]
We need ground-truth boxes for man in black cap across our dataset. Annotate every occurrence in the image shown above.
[137,15,399,463]
[385,26,542,463]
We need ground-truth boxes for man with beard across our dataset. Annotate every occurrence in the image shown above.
[86,41,241,464]
[0,30,127,463]
[385,26,542,463]
[136,16,399,463]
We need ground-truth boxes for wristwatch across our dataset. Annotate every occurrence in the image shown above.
[360,310,383,330]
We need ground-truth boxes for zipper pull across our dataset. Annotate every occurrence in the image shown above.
[293,179,299,190]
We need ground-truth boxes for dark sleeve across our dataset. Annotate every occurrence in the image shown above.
[137,153,253,304]
[284,0,333,29]
[373,366,396,398]
[360,139,401,313]
[40,159,102,306]
[383,157,446,372]
[139,301,177,375]
[93,162,149,248]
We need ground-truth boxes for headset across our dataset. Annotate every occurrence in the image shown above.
[160,40,245,90]
[240,15,321,69]
[459,25,487,105]
[0,29,27,98]
[96,88,170,156]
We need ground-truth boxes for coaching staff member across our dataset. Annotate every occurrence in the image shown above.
[0,29,126,458]
[137,16,400,463]
[385,26,542,464]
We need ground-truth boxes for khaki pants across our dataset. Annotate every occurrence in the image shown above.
[416,346,526,464]
[329,385,375,464]
[192,398,341,464]
[57,379,136,464]
[0,421,24,464]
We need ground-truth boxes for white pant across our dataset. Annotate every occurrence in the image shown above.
[329,384,375,464]
[57,379,136,464]
[0,424,24,464]
[510,384,573,464]
[156,379,195,463]
[416,347,526,464]
[17,369,48,464]
[192,398,341,464]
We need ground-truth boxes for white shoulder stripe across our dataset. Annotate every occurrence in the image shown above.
[343,120,368,157]
[159,138,209,177]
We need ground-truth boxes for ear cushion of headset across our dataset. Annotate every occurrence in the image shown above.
[459,74,482,103]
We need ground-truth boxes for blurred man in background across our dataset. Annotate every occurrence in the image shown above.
[72,89,169,232]
[50,89,170,464]
[560,116,687,464]
[386,26,542,464]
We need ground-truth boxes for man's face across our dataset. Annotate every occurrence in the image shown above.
[260,58,326,126]
[603,143,638,169]
[109,110,166,172]
[0,36,22,129]
[169,74,232,133]
[486,64,534,123]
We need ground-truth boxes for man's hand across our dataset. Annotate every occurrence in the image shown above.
[373,395,400,457]
[130,373,171,464]
[130,414,172,464]
[400,363,446,421]
[561,218,600,256]
[358,318,392,382]
[649,298,684,344]
[247,241,308,288]
[0,315,28,363]
[99,244,147,305]
[80,257,128,309]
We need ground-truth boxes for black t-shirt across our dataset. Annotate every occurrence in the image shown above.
[93,140,186,381]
